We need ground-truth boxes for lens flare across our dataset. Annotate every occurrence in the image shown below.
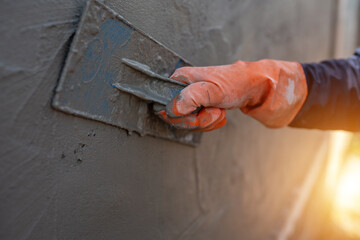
[333,155,360,237]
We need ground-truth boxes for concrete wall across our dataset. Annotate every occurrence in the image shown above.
[0,0,334,239]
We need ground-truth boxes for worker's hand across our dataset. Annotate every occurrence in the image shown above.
[156,59,307,131]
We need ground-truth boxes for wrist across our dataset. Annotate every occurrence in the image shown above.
[240,59,308,127]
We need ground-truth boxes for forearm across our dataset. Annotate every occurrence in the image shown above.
[290,49,360,131]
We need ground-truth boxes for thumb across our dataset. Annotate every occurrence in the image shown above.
[166,81,224,117]
[170,66,213,84]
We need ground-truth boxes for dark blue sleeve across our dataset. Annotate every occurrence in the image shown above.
[290,48,360,131]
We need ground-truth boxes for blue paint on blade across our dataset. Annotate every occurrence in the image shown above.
[79,19,134,115]
[170,88,182,98]
[175,59,184,69]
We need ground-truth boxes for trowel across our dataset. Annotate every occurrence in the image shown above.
[113,58,187,109]
[113,58,202,113]
[52,0,201,146]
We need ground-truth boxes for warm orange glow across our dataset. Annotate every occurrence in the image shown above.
[325,132,352,192]
[333,155,360,237]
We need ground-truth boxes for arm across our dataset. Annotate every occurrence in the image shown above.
[290,49,360,131]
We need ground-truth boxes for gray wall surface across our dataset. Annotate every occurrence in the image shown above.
[1,0,333,239]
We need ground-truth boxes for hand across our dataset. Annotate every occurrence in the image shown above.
[156,59,307,131]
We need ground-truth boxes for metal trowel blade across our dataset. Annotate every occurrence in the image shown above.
[52,0,201,146]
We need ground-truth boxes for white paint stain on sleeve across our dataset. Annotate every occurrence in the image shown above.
[285,78,296,105]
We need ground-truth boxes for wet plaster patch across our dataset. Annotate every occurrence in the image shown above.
[0,0,333,239]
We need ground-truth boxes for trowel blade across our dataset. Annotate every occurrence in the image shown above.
[52,0,201,146]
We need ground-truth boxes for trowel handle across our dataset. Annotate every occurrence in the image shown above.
[153,103,202,115]
[120,58,203,114]
[121,58,187,87]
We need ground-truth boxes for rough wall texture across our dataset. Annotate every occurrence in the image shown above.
[0,0,333,239]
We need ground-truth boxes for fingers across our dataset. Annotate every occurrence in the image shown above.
[166,81,224,117]
[156,107,226,131]
[195,114,227,132]
[158,65,228,132]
